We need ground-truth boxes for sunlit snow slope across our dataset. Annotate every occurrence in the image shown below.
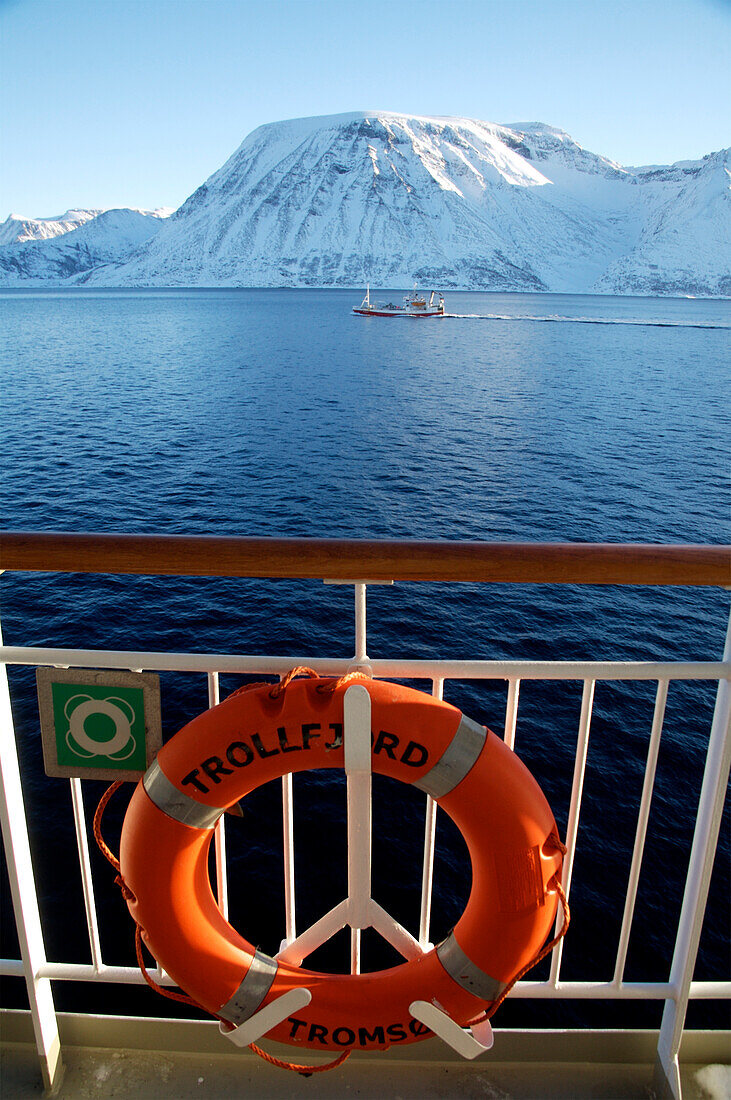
[0,209,104,245]
[595,149,731,296]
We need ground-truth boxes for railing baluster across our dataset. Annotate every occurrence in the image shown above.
[0,648,62,1092]
[614,679,668,985]
[69,778,103,971]
[655,607,731,1100]
[504,677,520,749]
[550,678,595,985]
[345,685,373,974]
[282,773,296,945]
[354,582,368,664]
[207,672,228,920]
[419,678,442,947]
[351,584,368,970]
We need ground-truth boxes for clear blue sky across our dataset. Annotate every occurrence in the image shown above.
[1,0,729,217]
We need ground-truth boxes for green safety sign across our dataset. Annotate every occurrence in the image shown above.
[37,668,162,781]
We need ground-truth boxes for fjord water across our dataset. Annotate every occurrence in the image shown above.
[1,288,729,1027]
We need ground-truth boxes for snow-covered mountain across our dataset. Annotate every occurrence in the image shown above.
[0,208,172,283]
[3,113,728,294]
[595,149,731,296]
[0,209,104,245]
[85,113,639,292]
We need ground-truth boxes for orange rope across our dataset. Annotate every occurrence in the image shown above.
[92,779,124,872]
[247,1043,351,1076]
[226,666,371,702]
[270,666,321,696]
[134,925,202,1009]
[316,669,371,694]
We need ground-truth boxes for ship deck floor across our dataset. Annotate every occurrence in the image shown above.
[2,1013,729,1099]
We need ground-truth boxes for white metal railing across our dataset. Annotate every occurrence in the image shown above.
[1,581,730,1100]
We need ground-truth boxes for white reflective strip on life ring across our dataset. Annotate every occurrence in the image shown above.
[436,932,506,1002]
[415,714,486,799]
[218,949,278,1026]
[143,759,223,830]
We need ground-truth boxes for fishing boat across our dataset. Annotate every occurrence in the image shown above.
[1,532,729,1100]
[353,285,445,317]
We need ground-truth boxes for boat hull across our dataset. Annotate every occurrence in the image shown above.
[353,308,444,317]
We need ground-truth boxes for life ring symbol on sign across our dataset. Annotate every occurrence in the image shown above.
[64,694,138,760]
[119,675,565,1055]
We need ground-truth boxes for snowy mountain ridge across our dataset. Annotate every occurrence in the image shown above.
[0,207,172,283]
[0,209,105,245]
[2,112,728,294]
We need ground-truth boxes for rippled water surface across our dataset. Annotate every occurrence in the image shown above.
[1,288,729,1027]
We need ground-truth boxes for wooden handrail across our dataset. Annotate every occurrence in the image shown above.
[1,531,729,586]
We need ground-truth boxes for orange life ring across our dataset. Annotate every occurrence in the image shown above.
[120,676,563,1052]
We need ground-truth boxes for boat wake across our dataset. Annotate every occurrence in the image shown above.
[444,314,730,329]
